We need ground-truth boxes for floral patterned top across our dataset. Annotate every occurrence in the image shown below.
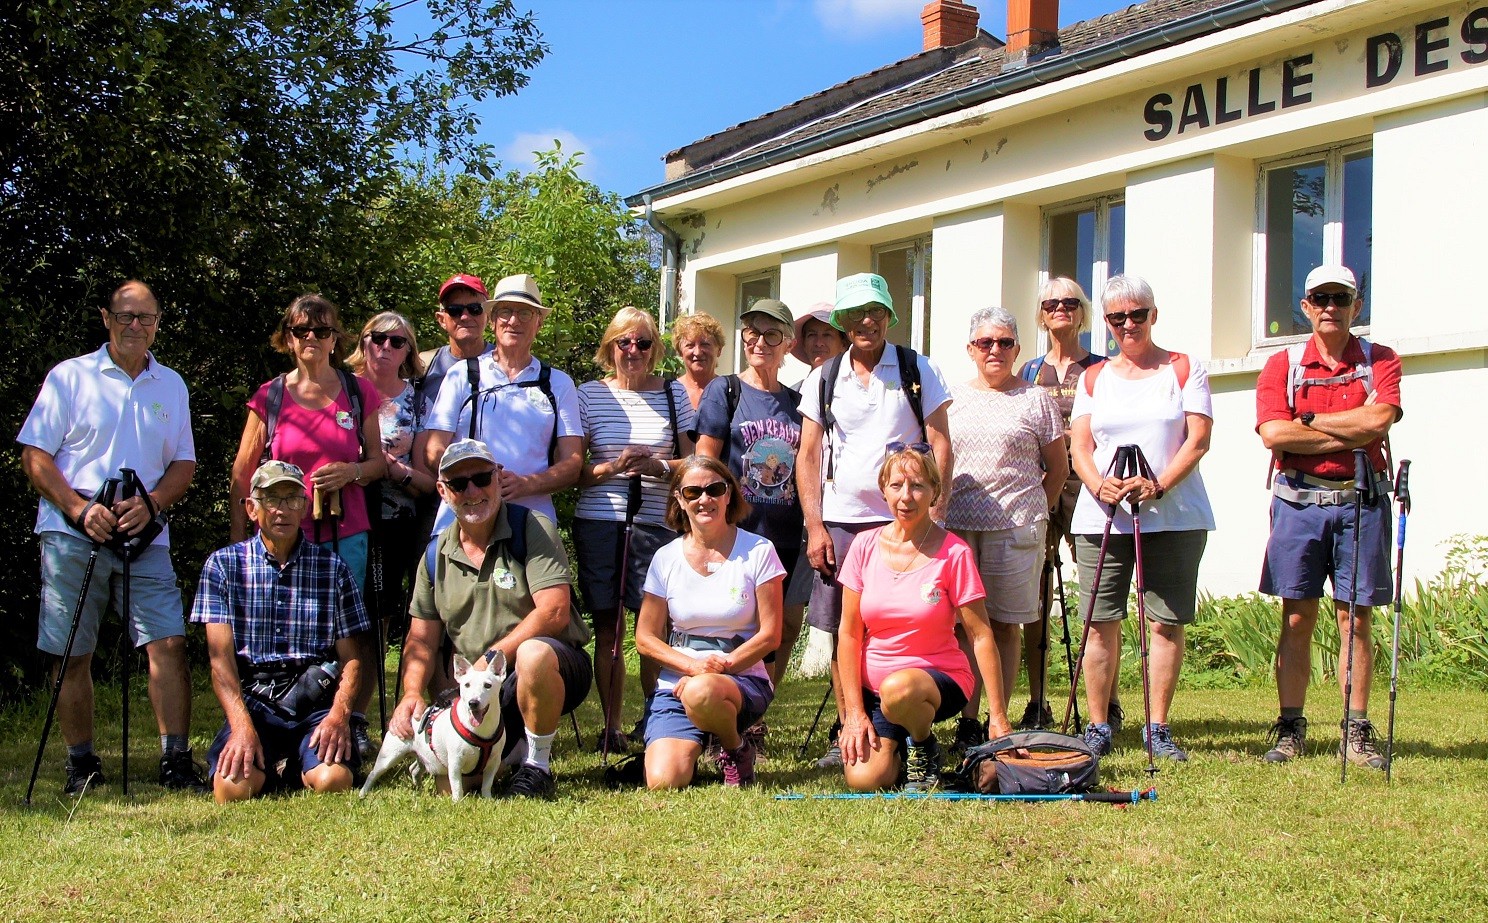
[378,381,420,521]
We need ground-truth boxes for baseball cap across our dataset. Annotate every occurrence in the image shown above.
[439,438,498,474]
[1303,264,1358,293]
[485,274,547,313]
[741,298,793,330]
[831,273,898,330]
[439,273,488,301]
[250,460,306,493]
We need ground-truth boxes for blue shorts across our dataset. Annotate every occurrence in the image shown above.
[312,531,368,596]
[644,674,774,747]
[37,532,184,656]
[863,668,969,744]
[1260,479,1392,606]
[206,698,362,794]
[573,519,675,618]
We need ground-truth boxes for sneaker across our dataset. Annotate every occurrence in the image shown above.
[63,753,105,795]
[505,763,557,799]
[1107,701,1126,735]
[815,722,843,769]
[950,716,986,758]
[593,728,632,755]
[1339,718,1386,770]
[1017,700,1055,731]
[717,740,757,787]
[1263,716,1308,763]
[351,715,377,763]
[158,749,209,793]
[902,735,944,793]
[1082,721,1114,757]
[1142,722,1189,761]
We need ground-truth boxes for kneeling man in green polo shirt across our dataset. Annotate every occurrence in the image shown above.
[393,439,592,798]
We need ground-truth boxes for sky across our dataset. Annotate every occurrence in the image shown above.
[443,0,1123,198]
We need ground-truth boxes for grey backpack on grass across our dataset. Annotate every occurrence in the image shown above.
[948,730,1100,795]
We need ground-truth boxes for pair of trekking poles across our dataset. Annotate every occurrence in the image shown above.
[25,468,160,805]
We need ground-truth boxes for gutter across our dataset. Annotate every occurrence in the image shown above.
[625,0,1320,208]
[643,193,681,326]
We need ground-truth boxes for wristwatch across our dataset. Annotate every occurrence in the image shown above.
[400,470,414,488]
[1299,412,1316,426]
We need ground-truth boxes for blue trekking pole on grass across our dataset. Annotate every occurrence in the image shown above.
[1385,460,1411,783]
[775,789,1157,804]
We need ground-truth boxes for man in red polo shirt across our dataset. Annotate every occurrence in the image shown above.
[1255,264,1402,769]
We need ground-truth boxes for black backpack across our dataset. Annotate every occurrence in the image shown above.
[819,343,924,481]
[260,366,367,467]
[947,730,1100,795]
[458,359,562,466]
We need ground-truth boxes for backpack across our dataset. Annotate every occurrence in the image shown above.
[1081,352,1190,396]
[1019,353,1106,385]
[1268,337,1388,485]
[819,344,924,481]
[423,503,531,582]
[458,360,561,466]
[947,730,1100,795]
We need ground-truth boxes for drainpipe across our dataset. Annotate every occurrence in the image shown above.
[643,194,680,326]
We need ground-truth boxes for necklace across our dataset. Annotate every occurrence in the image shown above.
[883,519,933,576]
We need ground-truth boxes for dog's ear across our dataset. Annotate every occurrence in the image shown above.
[484,649,507,676]
[452,653,472,679]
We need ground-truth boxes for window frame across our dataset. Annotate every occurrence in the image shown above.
[872,236,932,353]
[1039,193,1125,356]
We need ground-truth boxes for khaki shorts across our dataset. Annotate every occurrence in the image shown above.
[1074,530,1207,626]
[954,522,1047,625]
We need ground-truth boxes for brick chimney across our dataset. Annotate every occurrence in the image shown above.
[1006,0,1059,56]
[921,1,980,51]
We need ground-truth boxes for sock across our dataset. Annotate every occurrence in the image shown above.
[1280,707,1304,720]
[67,741,94,761]
[1347,708,1368,722]
[162,734,189,754]
[524,730,556,771]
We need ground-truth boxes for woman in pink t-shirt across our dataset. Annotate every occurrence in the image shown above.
[836,446,1013,792]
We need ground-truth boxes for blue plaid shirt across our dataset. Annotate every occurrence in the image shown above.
[191,534,370,666]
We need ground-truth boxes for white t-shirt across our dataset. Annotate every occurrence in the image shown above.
[17,345,195,547]
[641,529,785,692]
[1069,360,1216,535]
[797,347,951,523]
[427,355,581,525]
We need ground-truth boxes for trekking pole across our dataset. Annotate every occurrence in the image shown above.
[1051,542,1082,733]
[775,788,1158,804]
[117,470,141,796]
[25,478,119,805]
[1060,449,1128,735]
[1386,459,1411,783]
[1340,448,1373,784]
[1034,553,1052,724]
[798,675,835,760]
[1123,446,1159,778]
[369,542,388,732]
[602,476,645,767]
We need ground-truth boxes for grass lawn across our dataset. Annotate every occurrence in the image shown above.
[2,674,1485,922]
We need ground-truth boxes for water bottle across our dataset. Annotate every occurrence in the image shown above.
[277,661,341,719]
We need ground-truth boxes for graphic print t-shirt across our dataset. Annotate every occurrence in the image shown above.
[693,376,803,550]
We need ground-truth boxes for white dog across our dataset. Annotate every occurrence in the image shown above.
[360,650,512,801]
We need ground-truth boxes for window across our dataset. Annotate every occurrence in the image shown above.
[1257,142,1372,341]
[1044,195,1125,354]
[873,238,932,352]
[737,270,779,315]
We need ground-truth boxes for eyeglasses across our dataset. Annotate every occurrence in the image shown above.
[367,331,409,349]
[970,336,1017,352]
[253,494,307,512]
[678,481,729,501]
[441,470,496,492]
[494,306,540,323]
[741,327,785,347]
[288,325,336,340]
[615,337,654,352]
[107,310,160,328]
[442,302,485,319]
[1307,291,1355,308]
[1104,308,1151,327]
[1040,298,1082,313]
[840,305,888,325]
[886,441,932,456]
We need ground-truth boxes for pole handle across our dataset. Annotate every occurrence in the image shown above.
[1395,459,1411,514]
[625,473,645,520]
[1353,448,1373,502]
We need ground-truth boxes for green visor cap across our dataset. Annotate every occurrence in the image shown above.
[831,273,898,330]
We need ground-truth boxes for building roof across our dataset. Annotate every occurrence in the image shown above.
[629,0,1319,206]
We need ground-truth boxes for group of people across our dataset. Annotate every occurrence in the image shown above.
[18,258,1401,800]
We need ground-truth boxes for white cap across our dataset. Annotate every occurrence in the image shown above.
[1304,264,1357,293]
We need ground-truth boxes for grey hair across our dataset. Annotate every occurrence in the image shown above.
[968,307,1019,342]
[1102,274,1157,310]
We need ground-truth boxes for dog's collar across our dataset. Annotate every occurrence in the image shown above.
[439,700,500,777]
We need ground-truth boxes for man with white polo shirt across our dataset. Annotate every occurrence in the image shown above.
[795,272,954,768]
[417,274,583,531]
[17,280,205,794]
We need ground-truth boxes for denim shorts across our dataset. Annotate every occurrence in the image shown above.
[573,518,675,619]
[643,674,774,747]
[863,668,968,744]
[37,532,184,656]
[206,698,361,793]
[1259,480,1393,607]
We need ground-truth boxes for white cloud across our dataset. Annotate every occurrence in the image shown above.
[813,0,922,38]
[502,130,598,180]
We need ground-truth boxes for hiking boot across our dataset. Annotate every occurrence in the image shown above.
[158,749,209,793]
[63,753,105,795]
[815,722,843,769]
[505,763,557,799]
[1339,718,1386,770]
[1082,721,1114,757]
[718,740,757,787]
[1263,716,1308,763]
[593,728,632,755]
[351,715,377,763]
[950,716,986,758]
[1108,701,1126,735]
[902,735,944,793]
[744,721,768,756]
[1142,723,1189,761]
[1017,700,1055,730]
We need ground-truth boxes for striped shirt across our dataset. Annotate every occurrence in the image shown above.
[191,534,370,666]
[576,379,694,526]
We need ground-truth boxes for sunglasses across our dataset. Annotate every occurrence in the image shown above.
[970,336,1017,352]
[1105,308,1151,327]
[840,305,888,325]
[678,481,729,501]
[1307,291,1355,308]
[886,440,932,456]
[1040,298,1082,313]
[442,301,485,319]
[367,331,409,349]
[441,470,496,492]
[741,327,785,347]
[616,337,654,352]
[288,325,335,340]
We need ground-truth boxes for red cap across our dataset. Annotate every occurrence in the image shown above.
[438,273,487,301]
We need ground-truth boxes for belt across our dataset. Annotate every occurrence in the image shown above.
[1273,469,1393,507]
[669,631,745,653]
